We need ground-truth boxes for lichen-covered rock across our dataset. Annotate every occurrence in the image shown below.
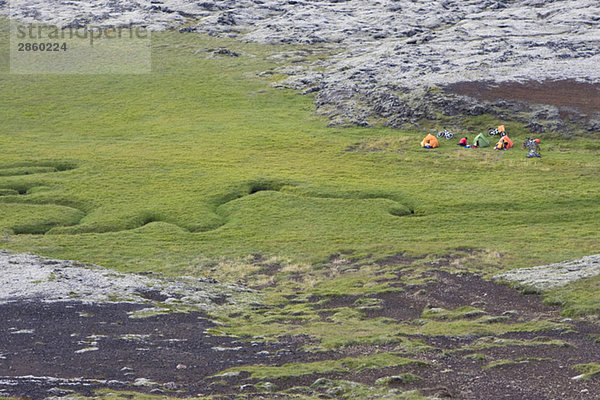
[2,0,599,130]
[0,250,262,314]
[495,255,600,291]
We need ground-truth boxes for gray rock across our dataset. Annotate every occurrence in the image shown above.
[495,255,600,291]
[0,252,262,315]
[163,381,179,390]
[2,0,598,130]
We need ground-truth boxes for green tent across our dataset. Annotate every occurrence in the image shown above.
[473,133,490,147]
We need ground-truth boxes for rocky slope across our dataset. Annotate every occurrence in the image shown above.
[3,0,599,132]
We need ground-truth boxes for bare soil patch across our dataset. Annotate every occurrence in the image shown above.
[302,271,600,399]
[0,301,313,399]
[447,80,600,116]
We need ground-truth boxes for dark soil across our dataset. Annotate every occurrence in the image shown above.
[0,301,314,399]
[303,271,600,400]
[2,270,599,400]
[447,80,600,116]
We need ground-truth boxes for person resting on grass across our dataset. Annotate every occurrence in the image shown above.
[457,137,468,147]
[494,135,513,150]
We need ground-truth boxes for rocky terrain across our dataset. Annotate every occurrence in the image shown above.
[2,0,600,132]
[496,254,600,291]
[1,251,600,399]
[0,251,260,316]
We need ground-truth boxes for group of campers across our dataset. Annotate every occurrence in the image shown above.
[421,126,541,158]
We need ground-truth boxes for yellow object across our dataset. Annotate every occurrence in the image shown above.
[496,135,514,149]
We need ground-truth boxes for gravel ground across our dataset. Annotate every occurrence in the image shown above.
[0,301,312,399]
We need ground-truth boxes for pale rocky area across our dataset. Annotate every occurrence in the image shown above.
[495,254,600,291]
[0,250,260,316]
[2,0,599,131]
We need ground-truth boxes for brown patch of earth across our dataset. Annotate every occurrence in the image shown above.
[0,301,320,399]
[446,79,600,117]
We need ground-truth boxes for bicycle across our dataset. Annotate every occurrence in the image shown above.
[488,125,507,137]
[436,128,454,140]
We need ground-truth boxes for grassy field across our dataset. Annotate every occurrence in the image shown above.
[1,30,598,271]
[1,26,600,397]
[1,27,599,299]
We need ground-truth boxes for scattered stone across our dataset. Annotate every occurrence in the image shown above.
[164,381,179,390]
[47,387,74,395]
[212,48,239,57]
[133,378,159,387]
[10,329,35,334]
[311,378,336,390]
[213,371,240,378]
[239,383,256,392]
[502,310,518,318]
[375,374,423,386]
[74,347,99,354]
[211,346,243,351]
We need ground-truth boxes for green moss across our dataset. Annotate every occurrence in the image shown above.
[463,353,488,361]
[483,357,553,370]
[402,319,563,337]
[305,378,428,400]
[462,336,572,352]
[216,353,426,380]
[572,363,600,380]
[421,306,486,320]
[0,29,598,279]
[544,275,600,316]
[56,389,190,399]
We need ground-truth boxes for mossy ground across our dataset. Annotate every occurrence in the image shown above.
[1,24,599,399]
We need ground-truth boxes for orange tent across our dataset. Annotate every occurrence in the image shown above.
[495,135,514,150]
[421,134,439,148]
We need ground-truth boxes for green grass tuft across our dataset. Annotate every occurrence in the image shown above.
[216,353,426,380]
[572,363,600,380]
